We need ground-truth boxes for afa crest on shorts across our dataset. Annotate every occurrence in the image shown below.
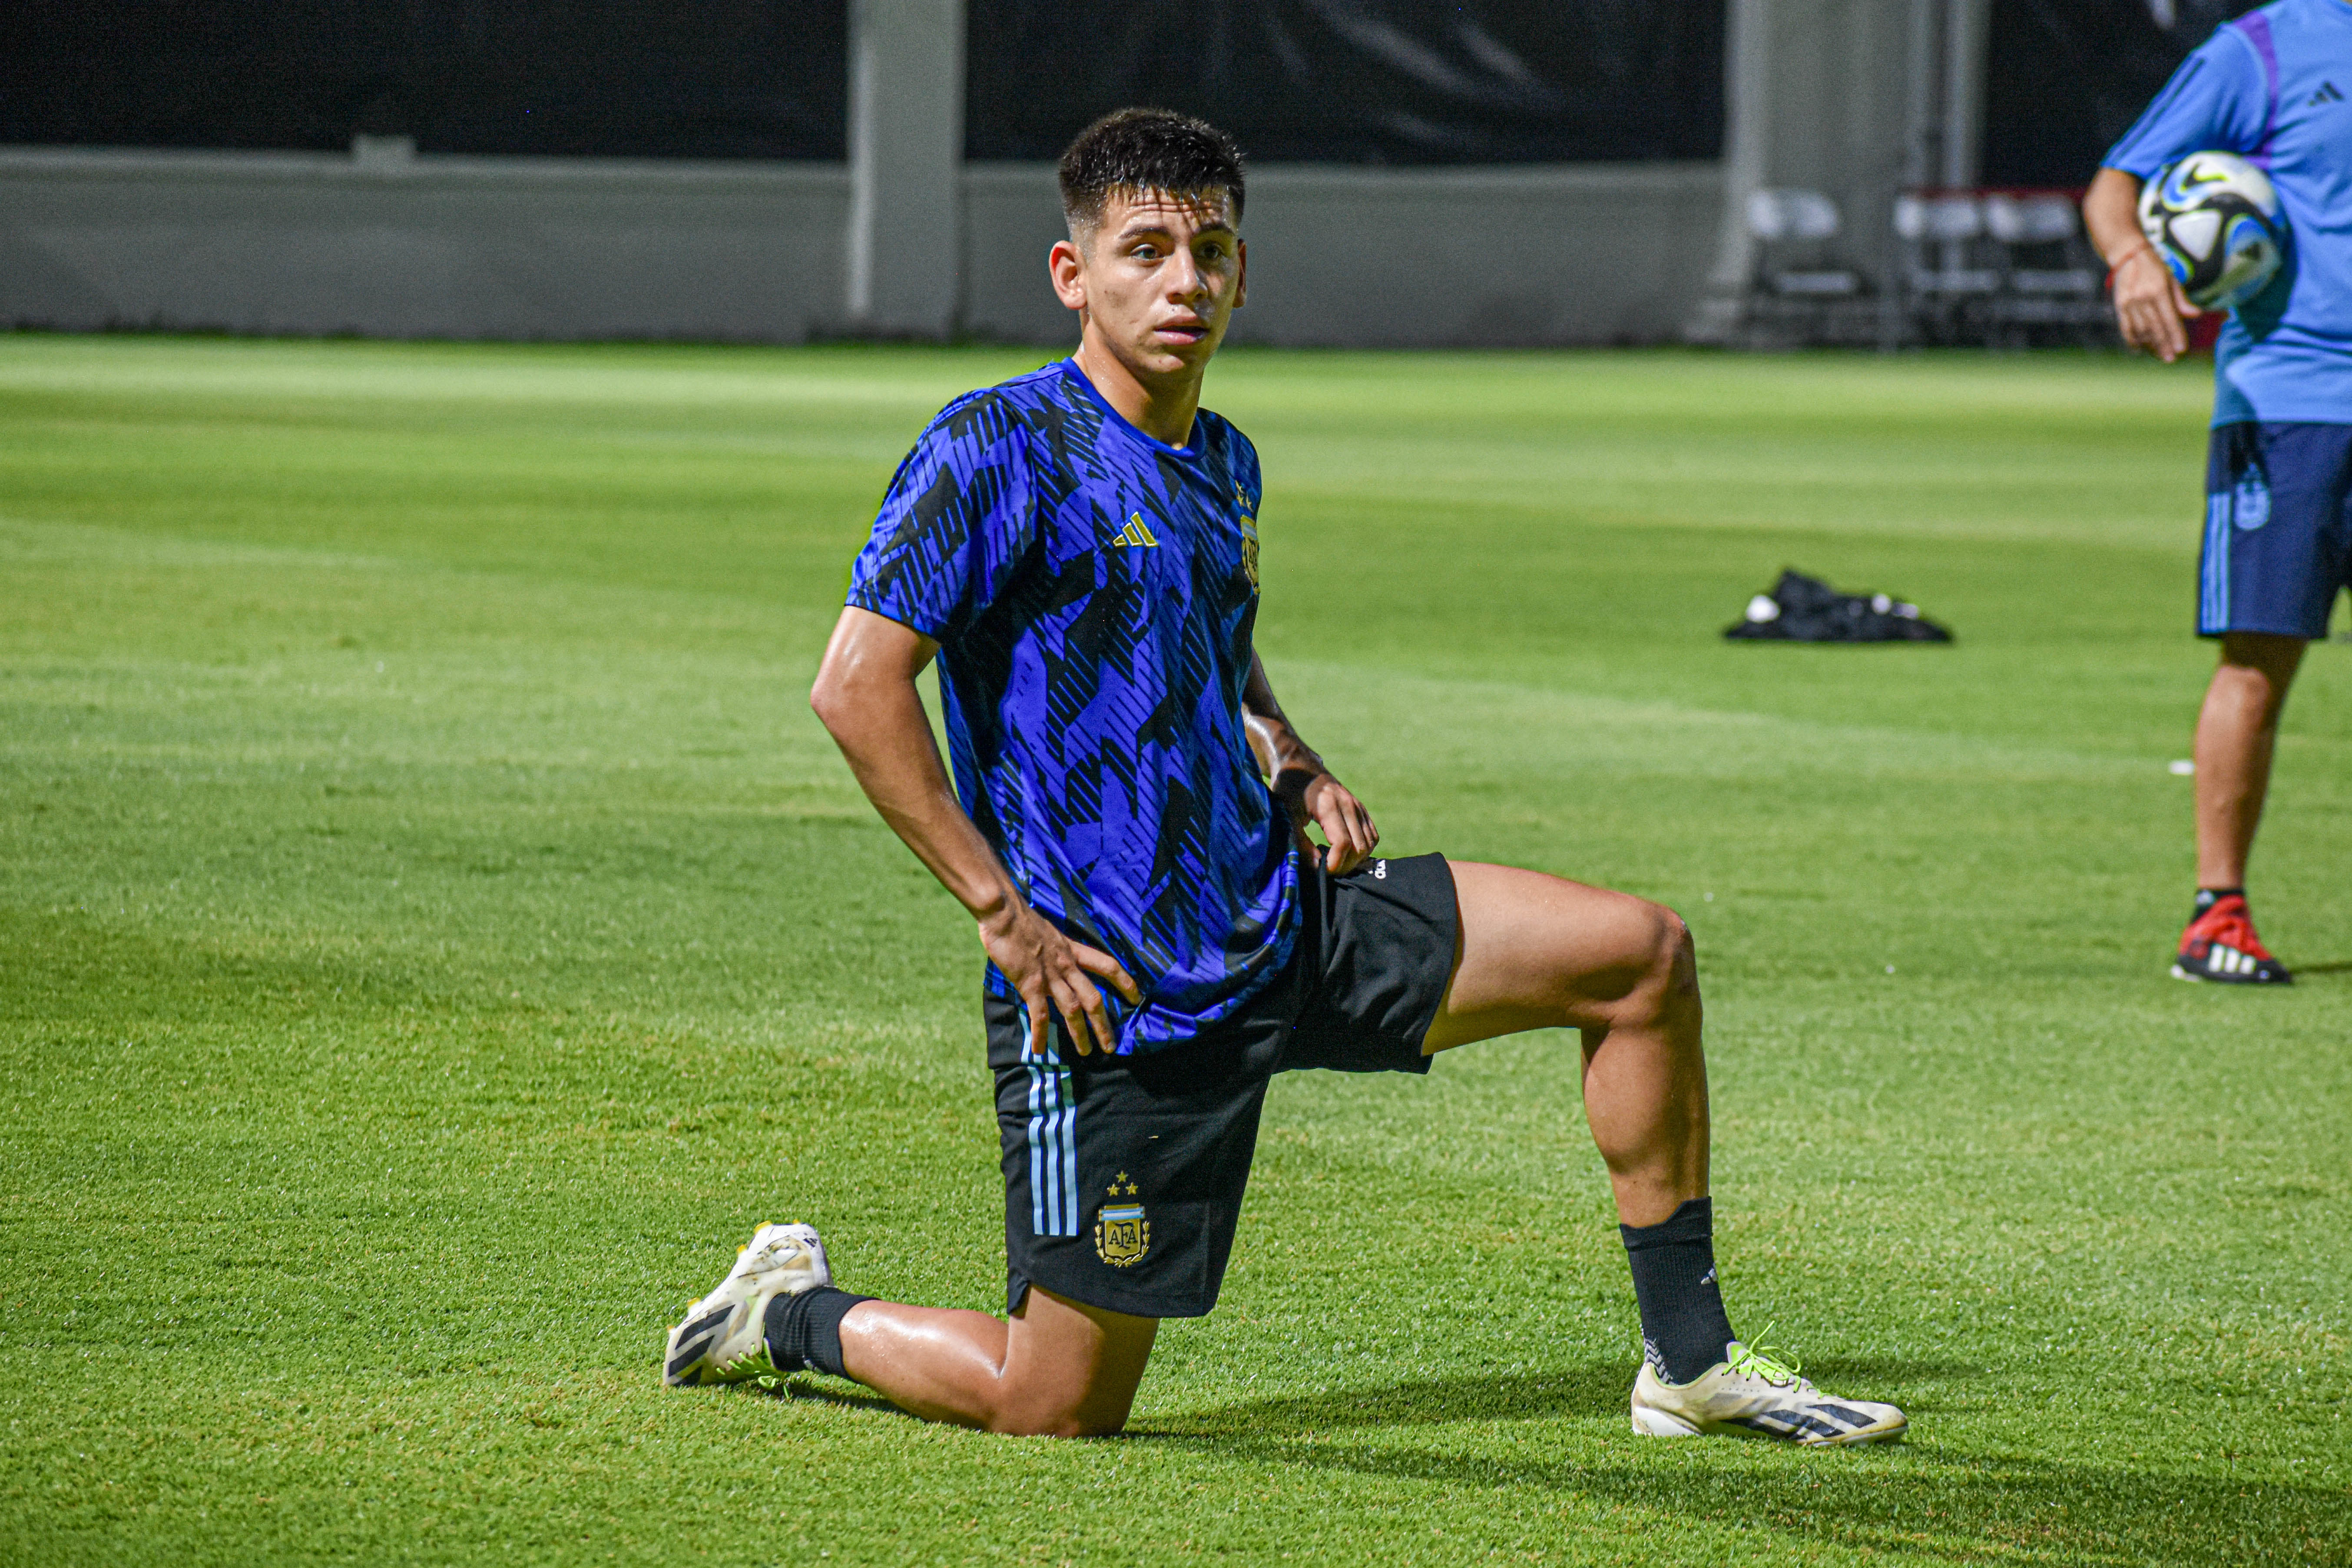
[1094,1172,1150,1267]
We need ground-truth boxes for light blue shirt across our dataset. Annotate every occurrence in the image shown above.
[2105,0,2352,425]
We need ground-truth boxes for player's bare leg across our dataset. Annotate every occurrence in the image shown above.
[2176,633,2302,983]
[1424,860,1904,1443]
[1422,862,1704,1227]
[663,1222,1157,1437]
[770,868,1702,1438]
[2193,632,2305,888]
[836,1287,1156,1437]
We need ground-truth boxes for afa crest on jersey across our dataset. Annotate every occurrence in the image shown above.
[1235,484,1260,589]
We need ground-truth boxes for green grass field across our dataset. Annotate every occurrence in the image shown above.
[3,335,2347,1565]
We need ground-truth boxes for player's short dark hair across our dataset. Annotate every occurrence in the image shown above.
[1058,108,1245,238]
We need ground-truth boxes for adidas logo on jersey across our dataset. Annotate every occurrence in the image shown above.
[2312,81,2344,105]
[1111,513,1160,548]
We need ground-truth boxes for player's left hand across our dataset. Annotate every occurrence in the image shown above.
[2109,245,2200,362]
[1277,766,1378,876]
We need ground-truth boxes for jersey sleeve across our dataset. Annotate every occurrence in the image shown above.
[2104,25,2272,176]
[846,392,1037,643]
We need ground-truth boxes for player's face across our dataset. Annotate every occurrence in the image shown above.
[1055,188,1247,382]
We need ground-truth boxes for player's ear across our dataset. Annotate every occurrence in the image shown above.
[1049,237,1088,312]
[1233,238,1246,311]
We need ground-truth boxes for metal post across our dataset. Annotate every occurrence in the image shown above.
[1905,0,1943,191]
[845,0,965,338]
[1940,0,1990,190]
[1685,0,1773,343]
[1887,0,1944,346]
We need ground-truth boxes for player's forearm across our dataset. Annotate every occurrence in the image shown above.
[811,620,1026,923]
[2084,165,2194,359]
[1242,653,1380,872]
[819,684,1024,921]
[2084,169,2150,267]
[1240,655,1325,781]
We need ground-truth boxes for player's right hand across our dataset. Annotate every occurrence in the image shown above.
[978,902,1141,1057]
[2110,245,2200,363]
[1275,764,1380,877]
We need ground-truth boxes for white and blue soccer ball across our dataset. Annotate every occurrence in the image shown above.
[2137,151,2286,312]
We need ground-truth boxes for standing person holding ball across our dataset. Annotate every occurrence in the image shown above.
[2083,0,2352,985]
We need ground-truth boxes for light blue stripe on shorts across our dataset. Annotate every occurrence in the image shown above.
[1023,1040,1079,1237]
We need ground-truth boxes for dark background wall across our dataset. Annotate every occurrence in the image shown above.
[1980,0,2262,186]
[0,0,1720,166]
[0,1,849,158]
[964,0,1724,163]
[4,0,2270,347]
[2,0,2290,184]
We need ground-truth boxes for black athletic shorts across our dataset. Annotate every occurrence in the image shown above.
[987,852,1459,1320]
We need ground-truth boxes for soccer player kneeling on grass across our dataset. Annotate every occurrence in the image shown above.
[661,109,1906,1445]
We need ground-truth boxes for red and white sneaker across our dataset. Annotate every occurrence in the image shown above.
[2172,894,2292,985]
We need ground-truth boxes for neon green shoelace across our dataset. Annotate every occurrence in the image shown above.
[1726,1326,1803,1386]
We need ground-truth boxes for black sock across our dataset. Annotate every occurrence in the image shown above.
[1620,1197,1737,1385]
[762,1286,872,1379]
[2195,887,2245,916]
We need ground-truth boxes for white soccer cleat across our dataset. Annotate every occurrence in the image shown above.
[663,1222,832,1387]
[1630,1336,1907,1446]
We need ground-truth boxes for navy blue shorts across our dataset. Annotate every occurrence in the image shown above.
[987,853,1459,1319]
[2199,422,2352,640]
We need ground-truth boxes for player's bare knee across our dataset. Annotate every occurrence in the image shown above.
[1625,902,1697,1019]
[1636,901,1691,977]
[1664,909,1699,996]
[1560,898,1692,1023]
[987,1391,1126,1439]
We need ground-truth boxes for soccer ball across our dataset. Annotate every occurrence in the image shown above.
[2137,151,2286,311]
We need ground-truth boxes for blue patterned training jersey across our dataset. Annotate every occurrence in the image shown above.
[845,359,1296,1053]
